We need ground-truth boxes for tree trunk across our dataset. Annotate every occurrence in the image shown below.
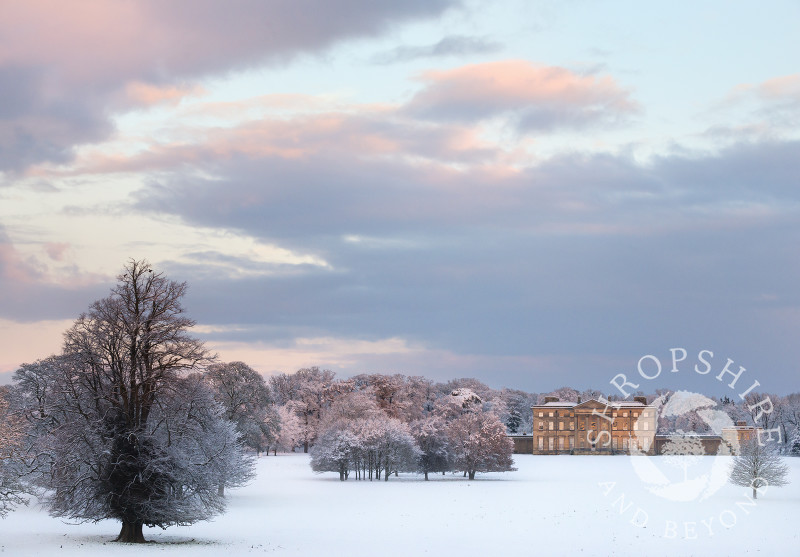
[468,470,476,480]
[218,483,225,497]
[424,471,429,481]
[115,521,145,543]
[753,487,758,499]
[304,441,309,453]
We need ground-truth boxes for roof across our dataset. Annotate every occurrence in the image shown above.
[532,398,650,409]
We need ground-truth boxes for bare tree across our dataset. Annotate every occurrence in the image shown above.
[13,259,251,542]
[730,439,790,499]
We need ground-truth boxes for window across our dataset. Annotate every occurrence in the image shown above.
[623,412,628,417]
[569,437,575,449]
[622,438,628,450]
[549,421,554,430]
[613,421,618,430]
[569,422,575,431]
[612,437,618,449]
[559,422,564,431]
[580,422,585,431]
[591,421,597,429]
[558,437,565,450]
[642,438,650,451]
[539,412,544,417]
[538,437,544,450]
[633,421,639,431]
[549,437,554,450]
[549,412,554,417]
[538,423,544,431]
[643,422,649,431]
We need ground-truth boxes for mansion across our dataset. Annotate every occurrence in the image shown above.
[510,397,757,456]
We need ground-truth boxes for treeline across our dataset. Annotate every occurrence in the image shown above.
[267,370,516,480]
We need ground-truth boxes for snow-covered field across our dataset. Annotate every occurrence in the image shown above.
[2,454,798,556]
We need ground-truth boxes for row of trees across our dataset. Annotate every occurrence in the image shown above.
[309,388,515,481]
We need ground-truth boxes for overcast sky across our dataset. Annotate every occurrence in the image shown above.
[1,0,799,396]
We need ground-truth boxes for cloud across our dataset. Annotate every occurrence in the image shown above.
[0,0,460,172]
[0,225,108,321]
[121,134,800,394]
[405,60,638,129]
[371,35,502,64]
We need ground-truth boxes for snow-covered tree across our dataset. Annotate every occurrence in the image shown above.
[273,404,303,454]
[311,393,420,482]
[310,425,360,481]
[362,416,420,481]
[205,361,277,456]
[13,259,248,542]
[446,410,515,480]
[662,434,706,481]
[410,416,450,480]
[0,387,26,517]
[730,439,790,499]
[270,367,338,452]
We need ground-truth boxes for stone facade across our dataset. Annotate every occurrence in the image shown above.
[526,397,757,456]
[532,397,657,455]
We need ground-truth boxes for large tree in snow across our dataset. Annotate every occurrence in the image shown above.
[13,260,250,542]
[730,439,790,499]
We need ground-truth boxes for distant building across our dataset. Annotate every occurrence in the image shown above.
[531,396,656,455]
[519,398,757,456]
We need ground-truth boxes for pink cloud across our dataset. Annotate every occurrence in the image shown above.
[61,109,503,177]
[121,82,207,108]
[0,0,458,172]
[406,60,638,129]
[44,242,70,261]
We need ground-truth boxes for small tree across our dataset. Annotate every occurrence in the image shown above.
[730,439,790,499]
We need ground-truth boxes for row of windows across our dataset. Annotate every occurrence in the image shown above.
[536,436,652,451]
[538,437,576,450]
[536,419,651,431]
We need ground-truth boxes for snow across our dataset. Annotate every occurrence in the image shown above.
[1,454,799,555]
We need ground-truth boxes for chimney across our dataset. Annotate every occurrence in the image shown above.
[577,396,582,404]
[544,396,559,404]
[634,396,647,405]
[736,421,747,427]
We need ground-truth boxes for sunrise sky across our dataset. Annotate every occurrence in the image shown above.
[1,0,799,395]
